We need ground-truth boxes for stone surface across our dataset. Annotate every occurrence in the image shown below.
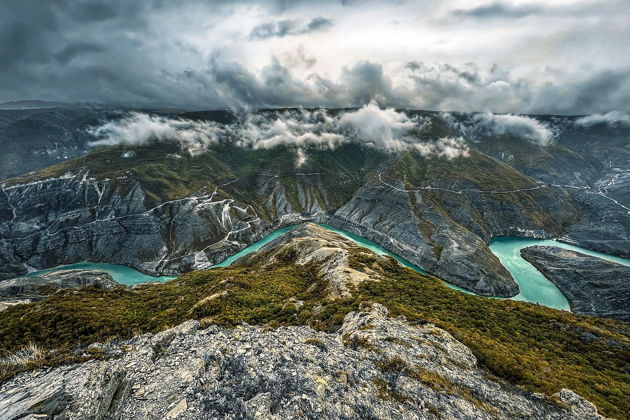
[521,246,630,321]
[0,269,119,310]
[0,304,608,420]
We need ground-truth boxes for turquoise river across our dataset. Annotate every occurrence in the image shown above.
[19,224,630,311]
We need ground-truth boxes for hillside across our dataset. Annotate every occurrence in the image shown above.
[0,224,628,418]
[0,136,586,296]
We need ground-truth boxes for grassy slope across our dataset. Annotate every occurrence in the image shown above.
[0,249,628,418]
[389,149,579,234]
[7,142,387,217]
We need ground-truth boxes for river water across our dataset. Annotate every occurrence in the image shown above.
[18,225,630,311]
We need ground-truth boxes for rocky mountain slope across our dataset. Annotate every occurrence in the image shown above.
[521,246,630,321]
[0,304,608,420]
[0,107,627,296]
[0,107,112,180]
[0,224,628,418]
[0,142,580,297]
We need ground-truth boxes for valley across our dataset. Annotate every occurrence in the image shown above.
[0,107,628,419]
[16,223,630,313]
[1,224,628,418]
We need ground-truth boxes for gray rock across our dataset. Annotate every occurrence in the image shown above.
[0,269,119,303]
[520,246,630,321]
[0,304,607,420]
[0,168,522,297]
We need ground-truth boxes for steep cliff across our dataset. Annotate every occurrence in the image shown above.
[0,143,584,296]
[521,246,630,321]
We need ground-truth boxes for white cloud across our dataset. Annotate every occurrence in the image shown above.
[449,112,555,146]
[575,111,630,127]
[88,112,226,155]
[338,101,426,151]
[87,102,469,159]
[413,137,470,159]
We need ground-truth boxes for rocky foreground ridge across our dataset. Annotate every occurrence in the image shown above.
[0,224,627,418]
[520,246,630,322]
[0,303,607,420]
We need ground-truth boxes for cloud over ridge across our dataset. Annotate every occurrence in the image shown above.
[575,111,630,128]
[88,102,470,159]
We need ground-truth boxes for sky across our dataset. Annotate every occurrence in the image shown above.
[1,0,629,114]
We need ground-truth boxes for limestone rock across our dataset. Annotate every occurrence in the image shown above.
[0,305,607,420]
[521,246,630,321]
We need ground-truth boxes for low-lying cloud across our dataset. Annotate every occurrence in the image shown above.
[575,111,630,128]
[445,112,554,146]
[88,102,470,160]
[88,113,225,156]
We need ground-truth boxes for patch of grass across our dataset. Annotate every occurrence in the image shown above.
[0,343,43,367]
[342,333,377,352]
[372,377,411,404]
[304,337,327,351]
[383,337,412,348]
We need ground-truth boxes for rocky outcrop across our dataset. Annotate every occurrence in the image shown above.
[0,304,607,420]
[237,223,384,297]
[521,246,630,321]
[328,183,521,297]
[0,269,118,303]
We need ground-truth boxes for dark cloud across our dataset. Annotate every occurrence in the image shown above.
[54,42,105,64]
[0,0,627,114]
[451,2,543,19]
[69,1,117,22]
[249,17,333,39]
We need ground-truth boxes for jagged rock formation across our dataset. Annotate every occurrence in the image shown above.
[0,269,118,307]
[0,109,628,296]
[0,304,608,420]
[521,246,630,321]
[0,145,574,297]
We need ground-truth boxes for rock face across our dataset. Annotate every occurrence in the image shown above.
[0,157,558,297]
[0,304,607,420]
[1,109,628,297]
[0,269,118,302]
[520,246,630,321]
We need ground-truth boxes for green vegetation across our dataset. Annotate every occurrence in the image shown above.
[0,248,628,418]
[389,149,580,234]
[9,142,386,217]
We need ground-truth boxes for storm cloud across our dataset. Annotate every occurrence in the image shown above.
[0,0,629,114]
